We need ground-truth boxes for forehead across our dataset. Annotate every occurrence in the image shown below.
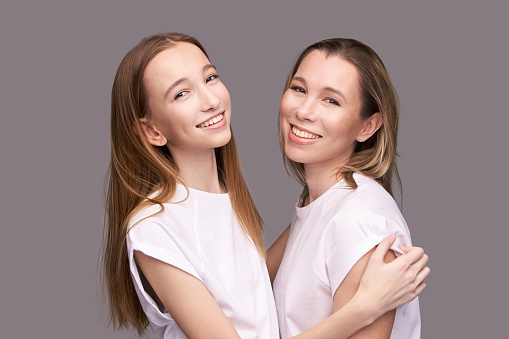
[295,50,360,92]
[143,42,210,89]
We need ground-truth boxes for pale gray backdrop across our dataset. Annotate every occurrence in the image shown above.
[1,0,507,338]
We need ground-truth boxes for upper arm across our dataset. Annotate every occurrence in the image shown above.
[332,246,397,339]
[266,223,291,283]
[134,250,240,339]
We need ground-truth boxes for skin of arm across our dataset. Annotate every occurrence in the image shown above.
[135,235,428,339]
[266,223,291,283]
[266,224,377,338]
[133,250,241,339]
[270,234,429,339]
[332,247,397,338]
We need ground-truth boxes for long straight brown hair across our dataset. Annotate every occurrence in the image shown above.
[278,38,402,199]
[101,33,265,336]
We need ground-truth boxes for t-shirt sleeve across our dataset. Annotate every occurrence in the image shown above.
[321,208,412,298]
[126,212,204,323]
[127,218,203,284]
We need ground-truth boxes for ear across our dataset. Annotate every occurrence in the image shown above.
[356,112,383,143]
[139,118,167,146]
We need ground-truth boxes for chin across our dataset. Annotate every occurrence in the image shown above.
[284,144,307,164]
[215,131,232,148]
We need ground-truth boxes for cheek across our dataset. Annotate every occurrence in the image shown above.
[326,121,362,149]
[279,114,286,138]
[217,83,231,108]
[280,92,294,119]
[160,106,196,136]
[279,95,293,132]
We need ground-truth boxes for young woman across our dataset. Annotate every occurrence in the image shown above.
[102,33,429,338]
[272,38,425,338]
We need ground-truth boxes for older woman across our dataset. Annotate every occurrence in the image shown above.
[272,38,425,338]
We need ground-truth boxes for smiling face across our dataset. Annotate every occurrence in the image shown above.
[280,50,379,170]
[141,42,231,154]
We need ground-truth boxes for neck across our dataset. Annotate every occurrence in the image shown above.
[303,154,351,205]
[169,146,225,194]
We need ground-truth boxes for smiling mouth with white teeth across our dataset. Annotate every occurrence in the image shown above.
[291,125,321,139]
[197,113,224,128]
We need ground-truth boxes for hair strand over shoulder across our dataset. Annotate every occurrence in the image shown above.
[100,32,265,335]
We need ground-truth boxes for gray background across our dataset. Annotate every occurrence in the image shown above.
[1,0,507,338]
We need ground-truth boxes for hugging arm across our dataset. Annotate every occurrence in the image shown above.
[134,251,241,339]
[267,233,429,339]
[331,247,397,338]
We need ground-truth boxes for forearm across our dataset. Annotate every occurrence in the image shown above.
[290,293,376,339]
[291,246,395,339]
[290,236,429,339]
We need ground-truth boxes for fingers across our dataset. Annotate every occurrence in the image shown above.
[405,266,430,303]
[414,266,431,285]
[409,252,429,276]
[397,245,412,254]
[411,281,427,301]
[398,246,425,266]
[371,234,396,263]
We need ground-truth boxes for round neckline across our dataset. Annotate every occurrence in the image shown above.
[296,172,369,210]
[296,181,342,210]
[176,183,230,199]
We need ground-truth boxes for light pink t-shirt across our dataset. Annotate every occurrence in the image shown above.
[127,184,279,339]
[273,173,421,339]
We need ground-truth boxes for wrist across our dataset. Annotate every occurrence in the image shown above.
[348,292,381,326]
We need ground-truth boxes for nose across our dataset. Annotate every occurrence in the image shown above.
[295,97,317,122]
[200,86,220,112]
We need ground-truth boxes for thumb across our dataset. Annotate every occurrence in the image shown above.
[397,245,412,254]
[371,234,396,263]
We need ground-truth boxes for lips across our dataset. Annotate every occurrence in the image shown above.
[197,112,224,128]
[290,124,322,139]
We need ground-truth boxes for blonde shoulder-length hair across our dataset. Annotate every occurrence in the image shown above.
[101,32,265,335]
[278,38,401,198]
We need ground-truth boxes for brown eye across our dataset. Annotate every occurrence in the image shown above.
[206,74,219,82]
[291,86,306,94]
[174,91,188,100]
[325,97,340,106]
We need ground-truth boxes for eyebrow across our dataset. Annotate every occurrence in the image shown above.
[164,64,217,100]
[292,76,347,103]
